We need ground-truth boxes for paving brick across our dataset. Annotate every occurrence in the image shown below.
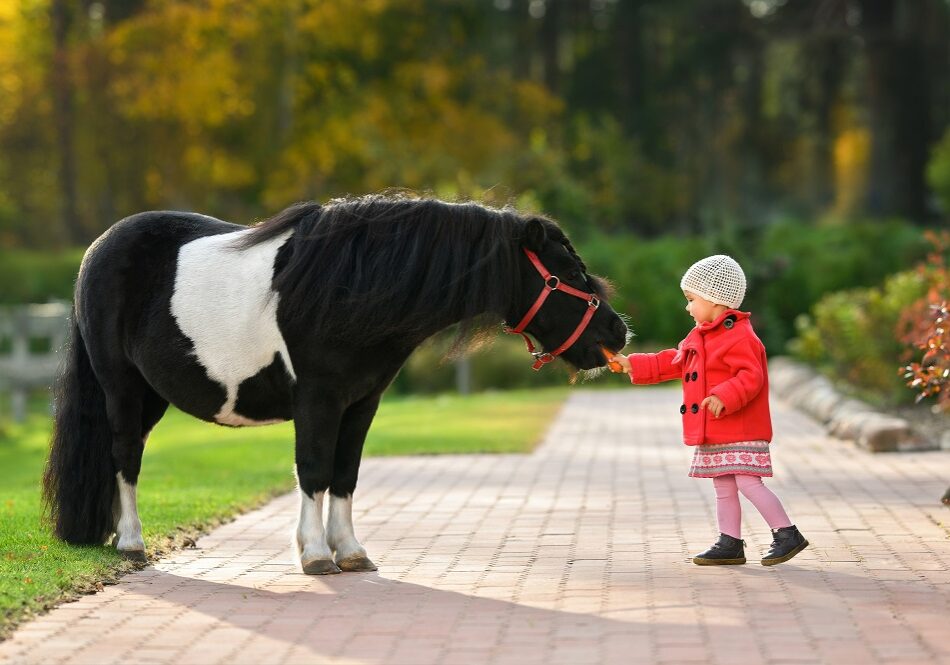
[1,389,947,665]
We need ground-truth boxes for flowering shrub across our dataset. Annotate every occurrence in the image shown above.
[898,231,950,411]
[789,271,927,404]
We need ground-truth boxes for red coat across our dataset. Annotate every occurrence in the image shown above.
[625,310,772,446]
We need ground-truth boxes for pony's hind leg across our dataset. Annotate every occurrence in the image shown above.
[113,473,145,561]
[326,393,382,572]
[103,374,167,561]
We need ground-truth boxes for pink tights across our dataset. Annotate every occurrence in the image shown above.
[713,474,792,538]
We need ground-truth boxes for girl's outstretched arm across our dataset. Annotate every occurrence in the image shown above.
[625,349,681,385]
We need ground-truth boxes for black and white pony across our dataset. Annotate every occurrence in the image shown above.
[42,194,628,574]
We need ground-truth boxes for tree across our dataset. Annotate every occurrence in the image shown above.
[50,0,81,244]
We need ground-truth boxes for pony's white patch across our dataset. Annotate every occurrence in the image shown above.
[171,229,296,426]
[296,490,332,564]
[218,412,286,427]
[115,472,144,553]
[326,494,367,562]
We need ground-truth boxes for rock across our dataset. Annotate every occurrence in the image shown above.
[801,384,845,423]
[827,399,875,440]
[855,416,918,453]
[769,357,938,453]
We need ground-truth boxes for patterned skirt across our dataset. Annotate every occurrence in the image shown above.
[688,441,772,478]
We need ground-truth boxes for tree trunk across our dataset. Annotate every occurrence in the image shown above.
[808,37,844,211]
[614,0,646,139]
[539,0,560,94]
[50,0,82,245]
[513,0,533,82]
[860,0,931,221]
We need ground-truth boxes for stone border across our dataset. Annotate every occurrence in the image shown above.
[769,357,936,453]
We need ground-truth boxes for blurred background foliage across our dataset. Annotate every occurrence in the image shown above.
[0,0,947,399]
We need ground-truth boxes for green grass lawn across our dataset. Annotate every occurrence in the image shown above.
[0,387,567,637]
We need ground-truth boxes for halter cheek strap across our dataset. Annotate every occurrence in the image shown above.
[503,248,601,371]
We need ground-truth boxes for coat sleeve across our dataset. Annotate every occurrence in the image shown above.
[625,349,682,385]
[709,339,765,413]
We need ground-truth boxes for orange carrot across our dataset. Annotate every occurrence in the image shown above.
[601,347,623,373]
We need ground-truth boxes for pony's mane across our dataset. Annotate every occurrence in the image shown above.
[240,194,554,346]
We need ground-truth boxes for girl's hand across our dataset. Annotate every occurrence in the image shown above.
[701,395,725,418]
[612,353,631,373]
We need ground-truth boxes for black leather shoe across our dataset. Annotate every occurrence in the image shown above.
[761,525,809,566]
[692,533,746,565]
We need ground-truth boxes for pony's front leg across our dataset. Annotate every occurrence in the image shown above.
[327,494,375,571]
[296,488,337,575]
[326,393,382,572]
[293,387,343,575]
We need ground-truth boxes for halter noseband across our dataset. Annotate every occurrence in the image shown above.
[503,248,601,371]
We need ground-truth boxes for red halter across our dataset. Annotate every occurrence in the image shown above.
[504,248,601,371]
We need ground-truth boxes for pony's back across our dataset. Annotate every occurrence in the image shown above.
[242,196,523,345]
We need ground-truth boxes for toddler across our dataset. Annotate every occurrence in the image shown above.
[612,255,808,565]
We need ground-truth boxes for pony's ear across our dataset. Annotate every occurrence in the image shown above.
[523,219,546,252]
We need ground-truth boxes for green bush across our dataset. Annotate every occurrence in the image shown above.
[752,219,927,349]
[578,232,710,345]
[0,249,84,304]
[391,332,583,395]
[576,219,929,352]
[788,271,928,405]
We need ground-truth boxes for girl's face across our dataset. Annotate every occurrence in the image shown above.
[684,290,728,324]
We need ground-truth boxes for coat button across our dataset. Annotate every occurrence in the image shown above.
[724,316,735,329]
[691,371,698,381]
[680,404,687,414]
[691,403,699,414]
[684,373,690,383]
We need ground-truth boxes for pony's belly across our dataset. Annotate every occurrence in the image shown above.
[215,407,291,427]
[139,351,294,427]
[214,354,295,426]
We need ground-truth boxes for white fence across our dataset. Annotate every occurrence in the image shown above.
[0,303,70,422]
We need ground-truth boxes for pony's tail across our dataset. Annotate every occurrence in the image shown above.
[42,316,116,544]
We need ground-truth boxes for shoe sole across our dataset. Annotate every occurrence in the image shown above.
[692,557,746,565]
[761,540,809,566]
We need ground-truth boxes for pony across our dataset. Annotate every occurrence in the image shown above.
[42,194,628,574]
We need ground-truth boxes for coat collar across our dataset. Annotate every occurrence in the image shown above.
[676,309,750,359]
[696,309,750,334]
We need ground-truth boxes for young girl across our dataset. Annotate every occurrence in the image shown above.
[612,255,808,566]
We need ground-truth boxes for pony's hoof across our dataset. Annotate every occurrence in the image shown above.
[302,559,342,575]
[336,555,378,572]
[119,549,147,563]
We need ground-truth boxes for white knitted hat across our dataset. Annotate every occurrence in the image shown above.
[680,255,746,309]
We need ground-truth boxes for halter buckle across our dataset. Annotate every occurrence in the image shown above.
[530,351,555,370]
[588,296,600,309]
[545,275,560,290]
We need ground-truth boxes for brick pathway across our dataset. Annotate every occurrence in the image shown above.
[1,389,948,665]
